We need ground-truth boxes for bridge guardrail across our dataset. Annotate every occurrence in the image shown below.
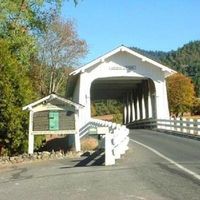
[127,117,200,136]
[80,118,129,166]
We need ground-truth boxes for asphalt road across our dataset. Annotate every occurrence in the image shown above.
[1,129,200,200]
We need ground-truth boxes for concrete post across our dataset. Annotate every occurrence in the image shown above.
[105,133,115,166]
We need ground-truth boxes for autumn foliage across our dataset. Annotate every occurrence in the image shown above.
[166,73,195,116]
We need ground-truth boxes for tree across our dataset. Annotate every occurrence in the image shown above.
[166,73,195,117]
[191,98,200,115]
[0,39,43,155]
[0,0,80,155]
[0,0,78,67]
[161,41,200,97]
[36,16,88,94]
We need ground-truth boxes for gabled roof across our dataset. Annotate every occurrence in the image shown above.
[66,45,176,98]
[23,94,84,111]
[70,45,176,76]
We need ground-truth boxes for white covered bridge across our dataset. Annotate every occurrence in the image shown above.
[66,45,176,128]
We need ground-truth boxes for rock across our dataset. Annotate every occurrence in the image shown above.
[10,157,17,164]
[42,151,51,155]
[31,154,38,160]
[0,150,87,166]
[41,154,49,160]
[50,153,56,159]
[16,157,24,163]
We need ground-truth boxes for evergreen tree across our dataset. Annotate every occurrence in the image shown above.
[0,39,36,155]
[161,41,200,97]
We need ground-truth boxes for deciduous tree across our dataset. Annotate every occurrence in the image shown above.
[166,73,195,117]
[36,16,88,94]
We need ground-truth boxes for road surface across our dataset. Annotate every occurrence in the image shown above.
[1,129,200,200]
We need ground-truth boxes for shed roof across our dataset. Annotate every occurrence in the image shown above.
[23,94,84,111]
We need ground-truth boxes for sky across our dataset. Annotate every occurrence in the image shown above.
[61,0,200,65]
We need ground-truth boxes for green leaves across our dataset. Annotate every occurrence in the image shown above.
[0,39,34,155]
[0,0,80,155]
[162,41,200,97]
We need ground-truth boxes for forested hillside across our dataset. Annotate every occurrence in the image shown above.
[161,41,200,97]
[130,46,168,62]
[130,40,200,97]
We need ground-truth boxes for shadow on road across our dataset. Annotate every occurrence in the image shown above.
[75,149,105,167]
[60,149,105,169]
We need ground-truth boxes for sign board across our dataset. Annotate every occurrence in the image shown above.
[33,110,75,133]
[23,94,84,154]
[88,127,97,135]
[97,127,109,135]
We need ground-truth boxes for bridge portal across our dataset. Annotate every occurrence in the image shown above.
[66,45,176,128]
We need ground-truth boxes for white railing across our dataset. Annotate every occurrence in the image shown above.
[156,118,200,135]
[127,117,200,136]
[80,118,130,166]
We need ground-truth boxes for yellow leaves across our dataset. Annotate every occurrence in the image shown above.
[166,73,195,114]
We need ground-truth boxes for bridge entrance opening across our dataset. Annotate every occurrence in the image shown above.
[90,77,156,124]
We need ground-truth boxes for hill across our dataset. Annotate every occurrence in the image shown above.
[130,40,200,97]
[130,46,168,62]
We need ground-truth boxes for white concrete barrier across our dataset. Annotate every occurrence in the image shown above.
[89,118,129,166]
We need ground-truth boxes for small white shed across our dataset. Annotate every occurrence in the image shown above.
[23,94,84,154]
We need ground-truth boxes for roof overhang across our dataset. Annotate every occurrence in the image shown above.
[23,94,84,111]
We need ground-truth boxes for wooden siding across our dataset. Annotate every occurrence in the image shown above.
[33,110,75,131]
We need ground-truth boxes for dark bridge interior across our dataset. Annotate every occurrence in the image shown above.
[90,77,147,101]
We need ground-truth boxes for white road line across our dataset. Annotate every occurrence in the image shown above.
[130,138,200,181]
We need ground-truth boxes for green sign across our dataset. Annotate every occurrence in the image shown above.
[49,111,59,130]
[88,127,97,135]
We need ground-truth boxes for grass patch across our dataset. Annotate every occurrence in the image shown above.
[81,137,98,151]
